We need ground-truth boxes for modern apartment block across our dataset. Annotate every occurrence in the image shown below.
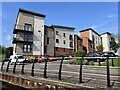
[100,32,112,52]
[51,25,75,56]
[74,34,83,52]
[13,9,74,57]
[80,28,101,53]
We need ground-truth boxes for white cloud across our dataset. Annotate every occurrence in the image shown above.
[108,14,117,18]
[6,34,11,40]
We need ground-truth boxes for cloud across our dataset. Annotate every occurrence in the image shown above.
[6,34,11,40]
[107,14,117,18]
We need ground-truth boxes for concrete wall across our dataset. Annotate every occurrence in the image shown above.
[33,16,45,56]
[54,27,74,49]
[101,34,111,52]
[44,26,54,56]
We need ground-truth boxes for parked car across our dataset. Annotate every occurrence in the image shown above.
[37,55,49,63]
[85,52,100,62]
[100,52,116,57]
[9,55,29,64]
[48,56,56,61]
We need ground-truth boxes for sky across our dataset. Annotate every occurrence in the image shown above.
[1,2,118,47]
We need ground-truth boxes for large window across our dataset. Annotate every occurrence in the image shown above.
[70,42,73,48]
[56,31,59,35]
[24,23,32,31]
[23,44,31,53]
[63,40,66,44]
[24,34,33,41]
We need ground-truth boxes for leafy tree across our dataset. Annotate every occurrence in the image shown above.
[5,47,13,58]
[96,44,103,53]
[110,37,120,53]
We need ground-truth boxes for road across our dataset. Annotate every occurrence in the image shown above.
[0,60,120,88]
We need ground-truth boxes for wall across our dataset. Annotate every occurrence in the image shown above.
[44,26,54,56]
[33,16,45,56]
[101,34,111,52]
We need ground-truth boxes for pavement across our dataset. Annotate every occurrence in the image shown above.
[0,60,120,89]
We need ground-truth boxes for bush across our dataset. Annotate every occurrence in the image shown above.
[28,56,35,63]
[83,60,89,65]
[89,61,94,65]
[75,50,86,57]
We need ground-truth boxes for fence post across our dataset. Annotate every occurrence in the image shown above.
[98,59,101,66]
[21,58,25,74]
[6,60,11,72]
[111,59,114,67]
[44,58,48,78]
[58,57,64,80]
[1,60,5,71]
[106,56,110,87]
[79,56,83,83]
[31,58,36,76]
[13,58,18,73]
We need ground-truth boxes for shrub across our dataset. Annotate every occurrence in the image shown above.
[28,56,35,63]
[75,50,86,57]
[89,61,95,65]
[83,60,89,65]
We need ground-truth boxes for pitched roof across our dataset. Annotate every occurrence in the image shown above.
[100,32,111,35]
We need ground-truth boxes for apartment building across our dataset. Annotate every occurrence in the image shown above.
[51,25,75,56]
[80,28,101,53]
[13,9,46,56]
[100,32,112,52]
[13,9,75,57]
[74,34,83,52]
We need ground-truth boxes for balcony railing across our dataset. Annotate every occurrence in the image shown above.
[13,24,33,34]
[12,37,33,43]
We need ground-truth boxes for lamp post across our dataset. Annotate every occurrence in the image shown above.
[38,30,42,57]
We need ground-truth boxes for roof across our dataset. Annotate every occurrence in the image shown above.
[100,32,111,35]
[74,34,82,40]
[19,8,46,18]
[80,28,100,36]
[51,25,75,30]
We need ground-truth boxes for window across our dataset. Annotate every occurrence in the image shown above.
[55,47,59,52]
[23,44,31,53]
[69,35,73,41]
[64,48,66,52]
[63,33,65,37]
[70,42,73,48]
[56,31,59,35]
[24,23,32,31]
[24,34,33,41]
[56,39,59,43]
[47,37,49,44]
[63,40,66,44]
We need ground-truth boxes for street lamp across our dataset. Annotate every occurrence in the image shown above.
[38,30,42,58]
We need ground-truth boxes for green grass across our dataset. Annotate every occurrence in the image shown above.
[100,58,120,67]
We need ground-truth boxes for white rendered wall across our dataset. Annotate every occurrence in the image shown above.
[33,16,44,56]
[101,34,111,52]
[54,28,74,49]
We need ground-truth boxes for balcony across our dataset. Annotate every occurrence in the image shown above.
[12,37,33,44]
[13,24,33,34]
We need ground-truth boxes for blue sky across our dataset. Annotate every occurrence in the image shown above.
[1,2,118,47]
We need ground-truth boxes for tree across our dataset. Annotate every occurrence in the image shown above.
[110,37,120,53]
[96,44,103,53]
[4,47,13,58]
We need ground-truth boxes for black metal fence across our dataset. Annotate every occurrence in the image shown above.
[1,56,119,88]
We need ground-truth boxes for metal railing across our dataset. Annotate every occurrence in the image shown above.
[1,56,120,88]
